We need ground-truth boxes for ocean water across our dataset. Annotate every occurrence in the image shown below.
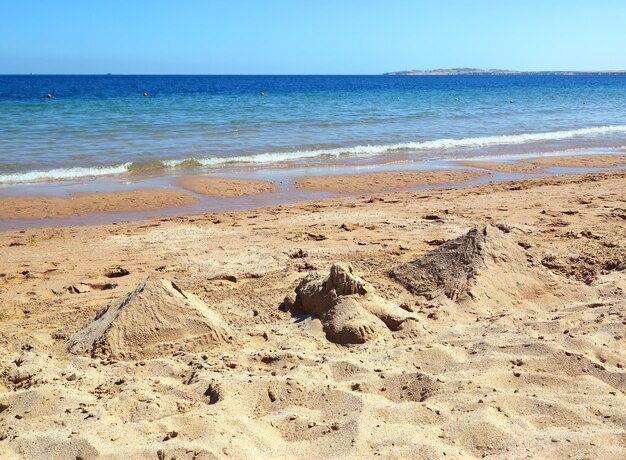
[1,74,626,184]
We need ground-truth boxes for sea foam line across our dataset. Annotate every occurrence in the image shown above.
[193,124,626,165]
[1,124,626,184]
[0,163,132,185]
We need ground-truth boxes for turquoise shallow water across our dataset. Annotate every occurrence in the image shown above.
[1,74,626,184]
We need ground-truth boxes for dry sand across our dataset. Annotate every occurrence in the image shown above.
[177,176,277,197]
[0,188,197,219]
[0,169,625,459]
[294,169,489,193]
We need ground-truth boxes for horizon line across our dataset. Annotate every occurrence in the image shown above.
[3,69,626,77]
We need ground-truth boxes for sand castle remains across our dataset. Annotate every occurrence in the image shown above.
[285,262,419,344]
[69,276,233,359]
[390,225,557,310]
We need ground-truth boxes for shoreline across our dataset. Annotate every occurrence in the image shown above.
[2,124,626,187]
[0,152,626,229]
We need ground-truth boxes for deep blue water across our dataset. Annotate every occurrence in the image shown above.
[1,74,626,183]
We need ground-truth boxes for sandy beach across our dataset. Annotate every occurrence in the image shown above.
[5,2,626,457]
[1,165,625,459]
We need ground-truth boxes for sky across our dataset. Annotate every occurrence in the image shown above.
[2,0,626,74]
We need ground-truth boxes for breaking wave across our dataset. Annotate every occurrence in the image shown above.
[1,124,626,184]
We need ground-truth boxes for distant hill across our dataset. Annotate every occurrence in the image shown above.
[384,68,626,75]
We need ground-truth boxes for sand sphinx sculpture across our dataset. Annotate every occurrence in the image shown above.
[390,224,554,309]
[286,225,561,344]
[69,225,558,355]
[284,262,420,344]
[69,277,234,360]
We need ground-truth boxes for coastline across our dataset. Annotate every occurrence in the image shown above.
[1,168,624,458]
[384,68,626,75]
[1,152,626,228]
[2,123,626,187]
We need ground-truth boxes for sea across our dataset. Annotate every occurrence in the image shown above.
[1,74,626,185]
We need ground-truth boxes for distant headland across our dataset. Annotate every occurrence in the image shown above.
[384,68,626,75]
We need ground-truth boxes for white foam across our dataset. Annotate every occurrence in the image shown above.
[2,124,626,184]
[192,124,626,165]
[394,125,626,150]
[0,163,131,184]
[452,147,618,163]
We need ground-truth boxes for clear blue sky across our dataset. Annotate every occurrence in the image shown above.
[2,0,626,74]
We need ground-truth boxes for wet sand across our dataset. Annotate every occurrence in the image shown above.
[456,153,626,173]
[526,153,626,168]
[0,188,197,219]
[294,169,489,193]
[176,176,277,197]
[1,168,625,459]
[456,160,544,173]
[2,153,625,223]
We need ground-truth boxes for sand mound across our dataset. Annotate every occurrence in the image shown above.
[69,277,232,359]
[285,263,418,344]
[391,225,553,306]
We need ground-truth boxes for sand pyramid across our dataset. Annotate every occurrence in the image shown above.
[391,225,550,305]
[69,277,232,359]
[286,263,419,344]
